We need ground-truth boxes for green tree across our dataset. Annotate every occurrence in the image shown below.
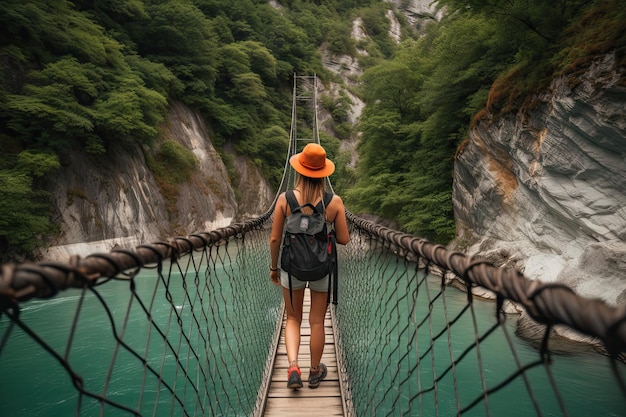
[350,13,513,242]
[0,151,60,260]
[235,126,289,189]
[360,3,396,58]
[437,0,589,45]
[128,0,219,102]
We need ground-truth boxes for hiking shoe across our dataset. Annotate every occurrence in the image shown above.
[308,363,327,389]
[287,366,303,389]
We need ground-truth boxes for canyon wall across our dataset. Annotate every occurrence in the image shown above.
[39,102,273,261]
[453,53,626,306]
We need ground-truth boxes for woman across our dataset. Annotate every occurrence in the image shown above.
[269,143,350,389]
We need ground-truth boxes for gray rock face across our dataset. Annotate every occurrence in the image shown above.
[40,140,172,260]
[452,53,626,306]
[158,102,238,234]
[39,102,272,261]
[385,0,443,32]
[231,154,275,221]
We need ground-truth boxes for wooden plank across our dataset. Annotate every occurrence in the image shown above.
[262,289,345,416]
[268,381,341,397]
[276,343,336,354]
[279,329,334,343]
[265,398,343,417]
[272,353,338,370]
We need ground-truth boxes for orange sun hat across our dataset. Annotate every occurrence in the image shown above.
[289,143,335,178]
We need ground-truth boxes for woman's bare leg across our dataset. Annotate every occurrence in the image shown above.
[309,290,329,369]
[283,287,305,367]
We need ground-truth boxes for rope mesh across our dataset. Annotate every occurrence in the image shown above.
[334,213,626,416]
[1,210,625,416]
[0,219,282,416]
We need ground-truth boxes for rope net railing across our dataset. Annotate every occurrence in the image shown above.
[334,212,626,417]
[0,215,283,417]
[1,208,625,416]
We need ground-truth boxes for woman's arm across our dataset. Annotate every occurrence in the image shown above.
[270,193,287,269]
[330,195,350,245]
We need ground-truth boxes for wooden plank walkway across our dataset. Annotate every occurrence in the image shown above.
[263,290,344,416]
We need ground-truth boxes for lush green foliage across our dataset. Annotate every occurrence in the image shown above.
[235,125,290,187]
[0,0,620,258]
[145,139,198,217]
[0,0,368,259]
[149,140,198,185]
[347,0,624,243]
[0,152,59,258]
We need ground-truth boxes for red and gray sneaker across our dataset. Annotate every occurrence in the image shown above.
[308,363,327,389]
[287,366,303,389]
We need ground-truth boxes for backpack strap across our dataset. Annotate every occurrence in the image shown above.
[287,190,333,215]
[323,191,333,206]
[285,190,299,213]
[320,191,336,304]
[286,190,324,215]
[327,230,338,305]
[319,191,333,216]
[284,191,295,308]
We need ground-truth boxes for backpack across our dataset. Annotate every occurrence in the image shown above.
[280,190,338,304]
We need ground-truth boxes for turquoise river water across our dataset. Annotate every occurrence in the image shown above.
[0,261,624,416]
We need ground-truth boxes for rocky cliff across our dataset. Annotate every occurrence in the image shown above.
[453,53,626,306]
[39,102,273,261]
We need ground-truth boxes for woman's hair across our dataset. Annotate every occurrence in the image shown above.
[295,174,325,214]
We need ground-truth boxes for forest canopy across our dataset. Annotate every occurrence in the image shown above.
[0,0,341,259]
[0,0,623,259]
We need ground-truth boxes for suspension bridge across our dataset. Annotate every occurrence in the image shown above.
[0,75,625,417]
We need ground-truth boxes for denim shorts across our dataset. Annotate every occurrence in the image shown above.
[280,270,329,292]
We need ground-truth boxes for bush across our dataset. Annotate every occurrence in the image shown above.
[149,139,198,185]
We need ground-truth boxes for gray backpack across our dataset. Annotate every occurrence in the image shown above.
[280,190,337,304]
